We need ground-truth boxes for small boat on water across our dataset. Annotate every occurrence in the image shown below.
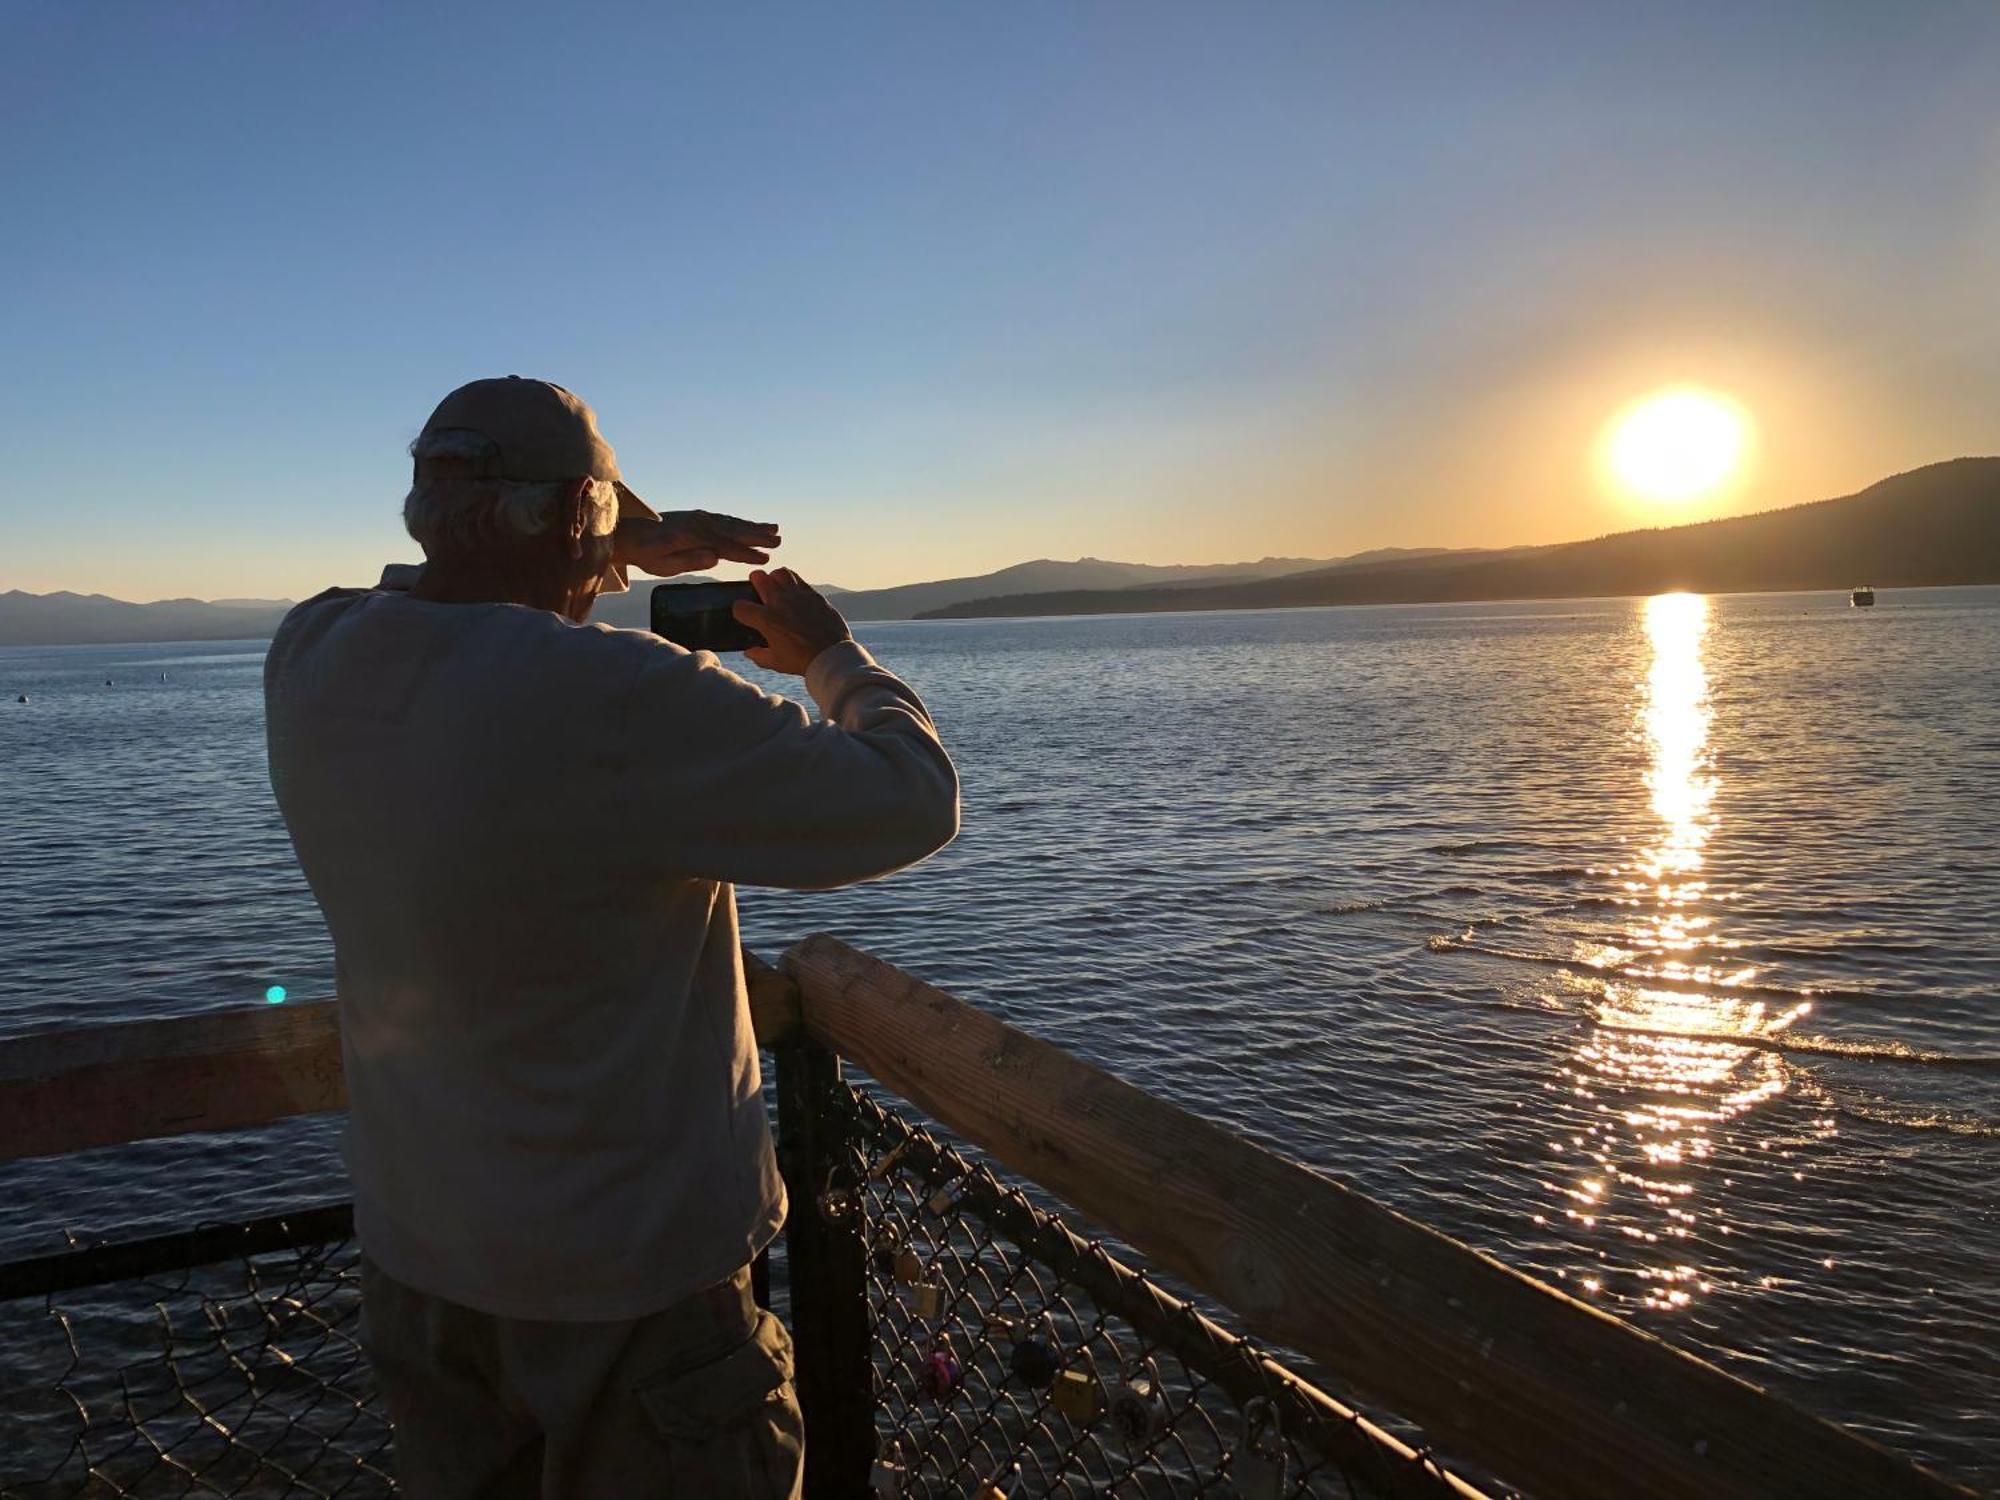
[1851,585,1876,607]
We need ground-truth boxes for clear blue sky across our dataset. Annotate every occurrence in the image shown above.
[3,2,1996,599]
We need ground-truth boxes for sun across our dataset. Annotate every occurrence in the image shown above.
[1601,386,1752,504]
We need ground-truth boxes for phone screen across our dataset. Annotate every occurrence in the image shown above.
[649,582,766,653]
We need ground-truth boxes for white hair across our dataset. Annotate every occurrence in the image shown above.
[402,429,618,556]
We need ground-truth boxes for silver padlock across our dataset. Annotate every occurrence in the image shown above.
[1105,1358,1166,1450]
[870,1439,906,1499]
[1232,1397,1288,1499]
[910,1279,946,1319]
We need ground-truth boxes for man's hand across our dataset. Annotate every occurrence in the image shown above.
[615,511,781,577]
[733,568,853,676]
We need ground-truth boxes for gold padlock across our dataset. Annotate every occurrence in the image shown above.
[1051,1367,1100,1423]
[868,1141,912,1180]
[892,1245,924,1284]
[910,1280,946,1319]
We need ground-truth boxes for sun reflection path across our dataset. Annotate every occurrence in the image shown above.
[1545,594,1809,1316]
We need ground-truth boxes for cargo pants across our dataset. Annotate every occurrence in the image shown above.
[359,1257,804,1499]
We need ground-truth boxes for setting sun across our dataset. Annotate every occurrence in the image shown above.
[1602,387,1753,505]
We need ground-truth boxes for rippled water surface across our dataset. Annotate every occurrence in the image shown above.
[2,589,1996,1487]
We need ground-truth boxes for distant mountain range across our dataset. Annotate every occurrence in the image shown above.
[0,591,296,647]
[5,459,1995,645]
[0,552,1433,644]
[797,551,1447,620]
[918,458,2000,619]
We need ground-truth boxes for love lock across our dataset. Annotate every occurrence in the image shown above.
[1003,1315,1061,1390]
[814,1164,860,1230]
[909,1278,947,1320]
[1106,1359,1166,1451]
[869,1439,906,1499]
[1232,1397,1288,1500]
[867,1140,912,1180]
[918,1335,965,1400]
[1050,1367,1102,1424]
[870,1223,906,1280]
[890,1244,924,1284]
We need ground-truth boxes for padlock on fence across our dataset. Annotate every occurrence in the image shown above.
[814,1163,860,1231]
[867,1140,911,1180]
[870,1439,906,1499]
[908,1277,946,1320]
[1051,1366,1101,1424]
[918,1335,965,1400]
[999,1313,1060,1390]
[1010,1321,1062,1390]
[973,1463,1019,1498]
[891,1245,946,1318]
[1106,1358,1166,1450]
[1231,1397,1288,1499]
[870,1222,905,1280]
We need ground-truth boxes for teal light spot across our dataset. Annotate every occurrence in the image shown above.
[265,986,287,1005]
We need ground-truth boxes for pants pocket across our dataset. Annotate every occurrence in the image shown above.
[633,1310,804,1500]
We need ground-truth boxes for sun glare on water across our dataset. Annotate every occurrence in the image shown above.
[1602,387,1752,505]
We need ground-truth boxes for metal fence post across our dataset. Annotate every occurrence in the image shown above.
[775,1037,874,1499]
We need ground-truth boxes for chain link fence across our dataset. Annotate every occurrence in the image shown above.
[810,1076,1492,1500]
[0,1206,389,1499]
[0,1068,1495,1500]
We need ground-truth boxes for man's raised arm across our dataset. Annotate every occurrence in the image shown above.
[621,568,959,890]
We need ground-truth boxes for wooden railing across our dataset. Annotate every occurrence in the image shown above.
[0,951,800,1159]
[0,939,1973,1500]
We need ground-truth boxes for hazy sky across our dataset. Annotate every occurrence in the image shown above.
[4,2,1996,600]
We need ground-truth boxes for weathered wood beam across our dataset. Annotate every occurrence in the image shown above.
[0,948,804,1164]
[742,946,803,1044]
[780,932,1970,1500]
[0,1000,345,1164]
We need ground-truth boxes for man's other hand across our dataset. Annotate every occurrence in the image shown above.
[616,512,781,577]
[733,568,853,676]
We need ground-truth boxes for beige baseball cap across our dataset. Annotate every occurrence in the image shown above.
[415,376,660,522]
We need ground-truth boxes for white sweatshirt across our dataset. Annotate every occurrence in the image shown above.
[264,572,957,1319]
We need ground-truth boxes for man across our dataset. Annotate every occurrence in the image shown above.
[264,376,958,1498]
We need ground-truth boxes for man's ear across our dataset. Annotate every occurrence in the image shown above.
[561,477,593,555]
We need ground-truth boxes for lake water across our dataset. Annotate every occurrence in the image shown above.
[1,588,1996,1488]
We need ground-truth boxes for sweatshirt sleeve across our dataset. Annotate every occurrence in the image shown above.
[621,638,959,889]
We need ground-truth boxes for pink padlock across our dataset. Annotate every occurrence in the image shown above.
[918,1335,965,1400]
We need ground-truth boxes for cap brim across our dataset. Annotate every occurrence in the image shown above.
[613,479,660,523]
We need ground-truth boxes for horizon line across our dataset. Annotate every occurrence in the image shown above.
[5,451,1991,608]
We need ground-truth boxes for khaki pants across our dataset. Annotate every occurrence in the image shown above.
[359,1258,804,1500]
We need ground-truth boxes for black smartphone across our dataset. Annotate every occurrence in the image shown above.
[649,581,766,653]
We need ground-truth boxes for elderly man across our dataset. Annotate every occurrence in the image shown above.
[264,377,958,1498]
